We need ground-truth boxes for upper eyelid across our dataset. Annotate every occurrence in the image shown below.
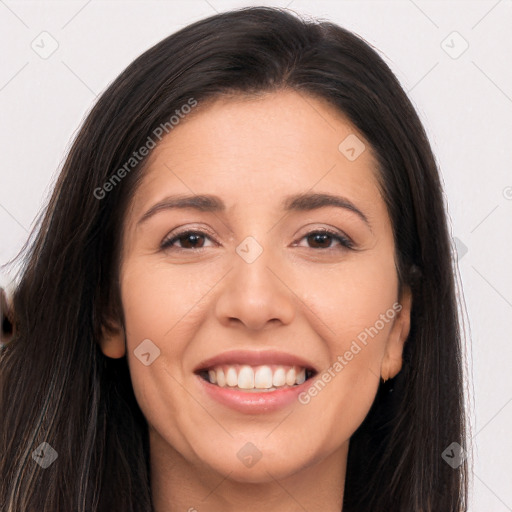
[164,222,351,239]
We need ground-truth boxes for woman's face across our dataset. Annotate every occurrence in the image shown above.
[107,89,411,484]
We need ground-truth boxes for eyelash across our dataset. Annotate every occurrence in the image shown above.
[160,228,355,252]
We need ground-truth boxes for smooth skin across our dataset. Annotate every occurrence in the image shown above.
[99,89,412,512]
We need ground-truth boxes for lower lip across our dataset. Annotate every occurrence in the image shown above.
[195,374,313,414]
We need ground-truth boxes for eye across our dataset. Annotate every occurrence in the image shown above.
[295,229,354,250]
[161,228,354,252]
[161,230,216,251]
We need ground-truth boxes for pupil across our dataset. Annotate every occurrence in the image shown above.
[186,234,202,248]
[310,233,329,248]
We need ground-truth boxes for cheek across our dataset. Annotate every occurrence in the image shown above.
[311,247,398,347]
[118,262,183,408]
[120,259,208,343]
[297,251,399,425]
[118,259,219,432]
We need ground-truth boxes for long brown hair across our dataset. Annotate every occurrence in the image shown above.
[1,6,469,511]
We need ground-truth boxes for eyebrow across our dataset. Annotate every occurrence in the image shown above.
[137,192,370,227]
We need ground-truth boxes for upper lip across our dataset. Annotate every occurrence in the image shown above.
[194,349,319,373]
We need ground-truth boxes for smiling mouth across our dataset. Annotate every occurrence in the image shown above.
[196,364,317,392]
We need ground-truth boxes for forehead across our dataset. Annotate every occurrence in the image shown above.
[127,89,383,224]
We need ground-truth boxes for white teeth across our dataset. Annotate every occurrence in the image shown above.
[285,368,296,386]
[203,364,310,391]
[254,366,273,389]
[272,367,286,387]
[216,368,226,387]
[226,367,238,387]
[238,365,255,389]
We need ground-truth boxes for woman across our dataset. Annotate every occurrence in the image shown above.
[0,6,469,511]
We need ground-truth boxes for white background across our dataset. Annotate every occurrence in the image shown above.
[1,1,511,510]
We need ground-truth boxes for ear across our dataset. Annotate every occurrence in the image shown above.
[380,286,412,381]
[98,317,126,359]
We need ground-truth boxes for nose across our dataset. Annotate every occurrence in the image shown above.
[214,242,295,331]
